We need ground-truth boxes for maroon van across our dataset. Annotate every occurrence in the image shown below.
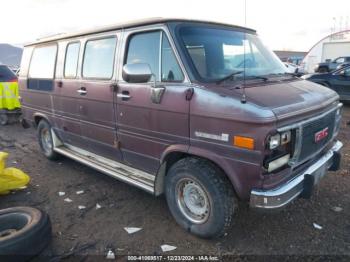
[19,18,343,238]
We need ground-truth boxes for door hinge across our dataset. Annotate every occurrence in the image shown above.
[114,138,121,149]
[185,87,194,101]
[110,83,119,92]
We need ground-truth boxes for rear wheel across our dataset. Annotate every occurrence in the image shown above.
[37,120,60,160]
[0,114,8,126]
[165,157,236,238]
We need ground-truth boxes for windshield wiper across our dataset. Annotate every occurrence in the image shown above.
[216,70,243,84]
[283,72,300,77]
[245,75,269,81]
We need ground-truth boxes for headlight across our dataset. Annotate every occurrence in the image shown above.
[269,134,280,149]
[267,154,290,172]
[280,130,291,145]
[268,131,291,149]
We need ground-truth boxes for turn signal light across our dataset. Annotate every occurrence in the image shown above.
[233,136,255,150]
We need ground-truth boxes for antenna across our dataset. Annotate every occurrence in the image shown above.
[241,0,247,104]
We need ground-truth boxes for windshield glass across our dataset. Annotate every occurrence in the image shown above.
[178,25,287,82]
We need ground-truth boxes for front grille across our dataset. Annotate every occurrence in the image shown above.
[298,110,336,162]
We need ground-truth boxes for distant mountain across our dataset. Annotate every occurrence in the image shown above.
[0,44,23,67]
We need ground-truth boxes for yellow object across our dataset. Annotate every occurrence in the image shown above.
[0,152,30,195]
[0,82,21,110]
[233,136,255,150]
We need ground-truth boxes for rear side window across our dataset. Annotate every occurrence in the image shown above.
[64,42,80,78]
[29,45,57,79]
[0,65,16,82]
[82,37,117,79]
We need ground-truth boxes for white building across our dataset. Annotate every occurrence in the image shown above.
[300,30,350,73]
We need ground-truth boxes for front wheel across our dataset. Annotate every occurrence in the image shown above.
[165,158,237,238]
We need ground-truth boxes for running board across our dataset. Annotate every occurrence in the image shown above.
[53,145,155,194]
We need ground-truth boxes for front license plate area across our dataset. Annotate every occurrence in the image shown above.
[312,162,328,185]
[301,162,328,199]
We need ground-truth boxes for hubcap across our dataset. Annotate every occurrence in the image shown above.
[41,128,53,154]
[176,178,210,224]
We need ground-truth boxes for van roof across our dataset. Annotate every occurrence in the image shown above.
[25,17,256,46]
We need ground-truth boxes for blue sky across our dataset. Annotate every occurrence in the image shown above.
[2,0,350,51]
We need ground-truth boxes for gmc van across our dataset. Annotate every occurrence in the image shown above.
[19,18,343,238]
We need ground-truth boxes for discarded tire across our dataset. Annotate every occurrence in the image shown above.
[0,207,51,261]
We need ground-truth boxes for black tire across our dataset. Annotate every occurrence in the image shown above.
[0,207,51,261]
[0,114,8,126]
[165,157,237,238]
[37,120,60,160]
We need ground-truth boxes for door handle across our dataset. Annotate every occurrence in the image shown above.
[77,87,87,95]
[117,91,131,101]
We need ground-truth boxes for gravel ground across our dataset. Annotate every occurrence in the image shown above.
[0,105,349,261]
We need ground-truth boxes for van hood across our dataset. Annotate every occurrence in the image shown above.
[237,79,339,121]
[203,78,339,123]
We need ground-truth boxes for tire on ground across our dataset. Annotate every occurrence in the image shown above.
[37,120,60,160]
[0,114,8,126]
[0,207,52,261]
[165,157,237,238]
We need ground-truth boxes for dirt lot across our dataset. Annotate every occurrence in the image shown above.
[0,105,349,261]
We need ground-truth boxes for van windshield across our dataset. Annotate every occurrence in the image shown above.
[178,25,287,82]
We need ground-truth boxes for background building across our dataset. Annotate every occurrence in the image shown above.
[273,50,307,65]
[301,30,350,73]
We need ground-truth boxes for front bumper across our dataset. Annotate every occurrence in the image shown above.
[250,140,343,209]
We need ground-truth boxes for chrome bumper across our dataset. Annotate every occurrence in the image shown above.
[250,140,343,209]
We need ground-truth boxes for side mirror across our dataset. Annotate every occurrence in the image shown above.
[122,63,152,83]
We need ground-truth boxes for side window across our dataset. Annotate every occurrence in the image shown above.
[29,45,57,79]
[125,31,184,82]
[28,45,57,91]
[336,57,345,63]
[161,34,184,82]
[64,42,80,78]
[83,37,117,79]
[345,68,350,76]
[126,31,161,80]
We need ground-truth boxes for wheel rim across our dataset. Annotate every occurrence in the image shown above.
[0,212,31,240]
[176,178,210,224]
[41,128,53,154]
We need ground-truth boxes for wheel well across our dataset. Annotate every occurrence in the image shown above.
[163,152,189,174]
[154,152,234,197]
[34,116,47,127]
